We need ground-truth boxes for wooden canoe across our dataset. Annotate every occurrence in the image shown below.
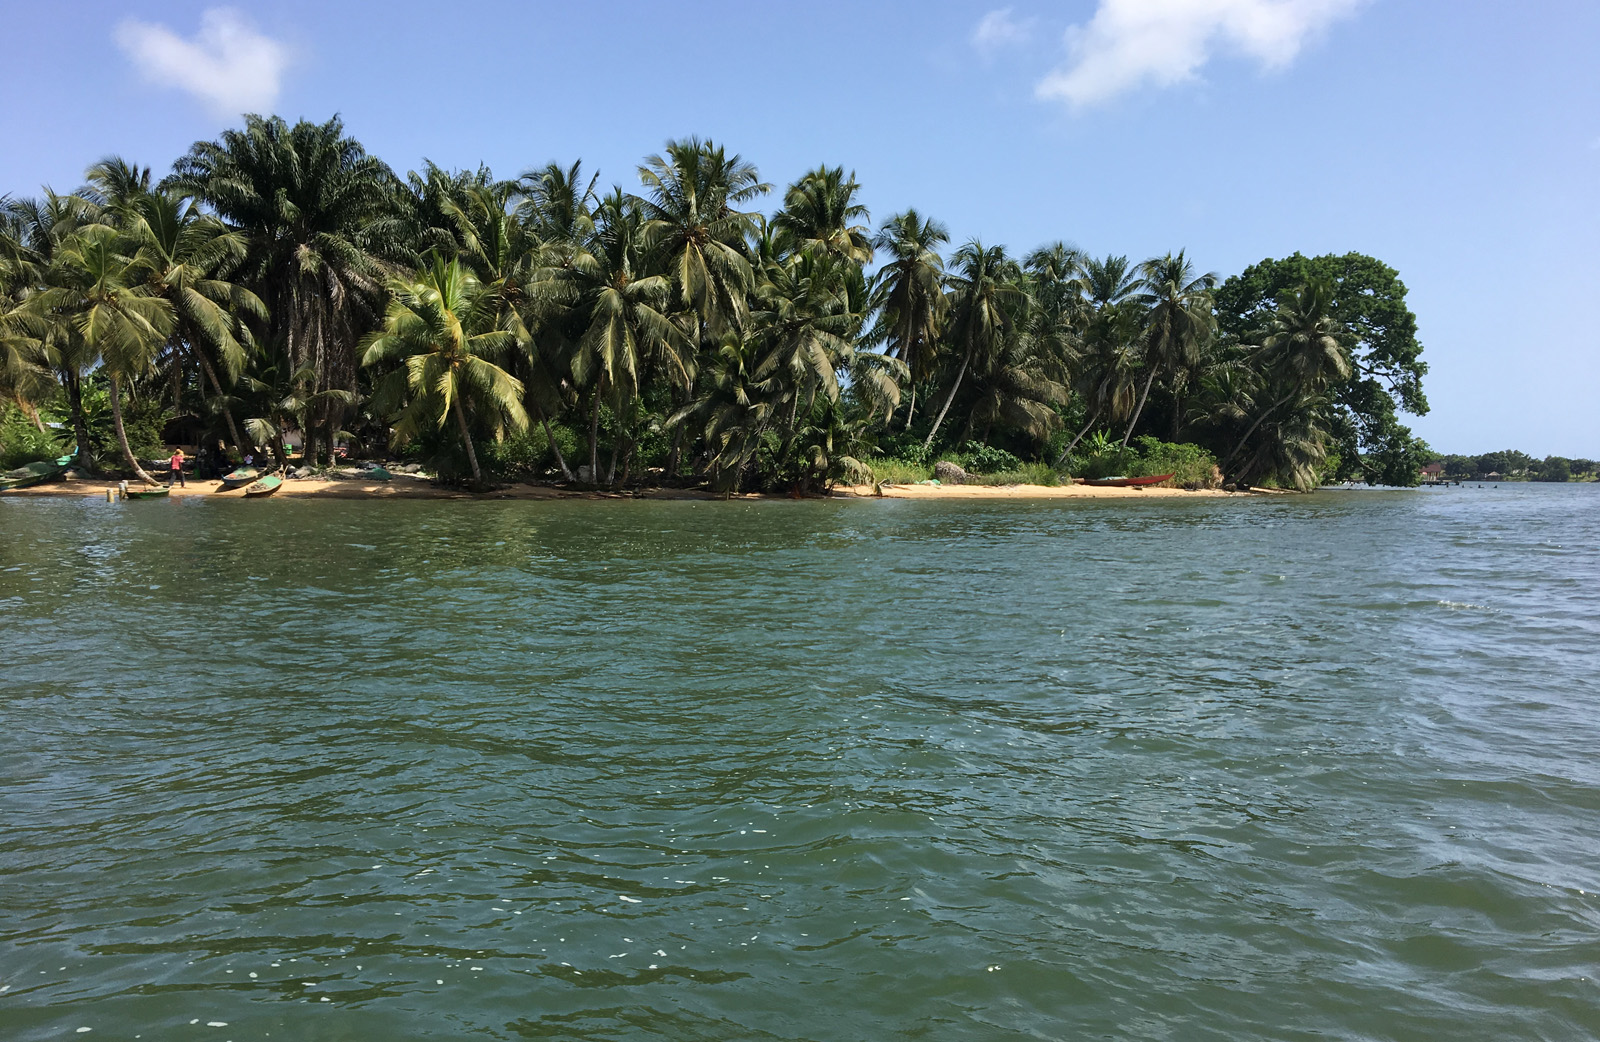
[242,474,283,497]
[0,455,73,492]
[123,485,171,499]
[1082,473,1176,488]
[216,466,261,491]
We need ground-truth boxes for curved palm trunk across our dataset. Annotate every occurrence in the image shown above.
[903,385,917,430]
[108,373,159,485]
[533,401,574,481]
[197,350,246,452]
[1121,368,1158,448]
[452,394,482,486]
[1220,392,1294,474]
[922,343,973,450]
[1054,406,1102,468]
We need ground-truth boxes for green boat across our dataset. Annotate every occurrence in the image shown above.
[242,474,283,498]
[123,485,171,500]
[216,466,261,491]
[0,454,75,492]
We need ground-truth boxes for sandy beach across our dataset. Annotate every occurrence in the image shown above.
[4,474,1267,501]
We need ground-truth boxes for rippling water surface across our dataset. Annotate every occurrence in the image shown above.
[2,486,1598,1040]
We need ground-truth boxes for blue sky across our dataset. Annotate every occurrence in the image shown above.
[4,1,1596,455]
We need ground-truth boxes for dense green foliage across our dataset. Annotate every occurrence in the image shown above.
[1429,451,1597,482]
[2,115,1438,491]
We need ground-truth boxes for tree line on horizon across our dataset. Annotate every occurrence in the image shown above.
[1,114,1433,491]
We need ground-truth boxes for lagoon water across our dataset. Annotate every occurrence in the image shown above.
[2,486,1598,1041]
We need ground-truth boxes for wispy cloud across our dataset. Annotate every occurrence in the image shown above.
[115,8,288,115]
[973,8,1037,59]
[1037,0,1363,108]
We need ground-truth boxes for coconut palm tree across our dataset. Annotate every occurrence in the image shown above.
[923,241,1023,449]
[360,255,526,486]
[633,138,768,338]
[169,115,403,463]
[1121,251,1216,446]
[870,210,948,428]
[547,189,689,483]
[773,166,873,265]
[1220,279,1351,477]
[7,191,105,464]
[119,188,266,453]
[35,225,174,483]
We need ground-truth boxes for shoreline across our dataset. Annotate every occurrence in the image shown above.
[2,474,1269,501]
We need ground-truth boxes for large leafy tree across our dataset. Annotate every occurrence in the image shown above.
[169,115,404,463]
[1221,279,1352,486]
[361,256,526,486]
[1214,252,1426,483]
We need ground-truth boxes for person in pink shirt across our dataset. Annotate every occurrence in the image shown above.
[168,448,186,487]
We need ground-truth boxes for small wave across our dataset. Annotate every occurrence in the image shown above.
[1437,600,1493,611]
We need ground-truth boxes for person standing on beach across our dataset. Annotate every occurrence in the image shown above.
[169,448,186,487]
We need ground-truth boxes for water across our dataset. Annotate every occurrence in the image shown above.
[2,486,1597,1041]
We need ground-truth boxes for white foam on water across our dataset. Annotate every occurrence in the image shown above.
[619,896,641,904]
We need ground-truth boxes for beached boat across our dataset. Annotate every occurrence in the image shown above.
[242,474,283,498]
[123,485,171,499]
[216,466,261,491]
[1081,473,1177,488]
[0,454,75,492]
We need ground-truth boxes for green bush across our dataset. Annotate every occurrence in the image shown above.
[955,442,1023,474]
[1127,437,1221,488]
[865,457,933,484]
[0,406,63,469]
[480,425,581,480]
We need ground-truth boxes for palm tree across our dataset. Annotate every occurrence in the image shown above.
[1121,251,1216,446]
[169,115,403,464]
[773,166,872,265]
[360,255,526,486]
[547,189,689,484]
[7,191,104,465]
[36,224,174,483]
[870,210,948,428]
[1220,279,1351,477]
[633,138,769,338]
[923,240,1023,449]
[119,187,266,453]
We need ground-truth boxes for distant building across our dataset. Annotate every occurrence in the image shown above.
[1420,462,1444,480]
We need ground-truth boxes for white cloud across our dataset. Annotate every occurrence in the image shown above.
[973,8,1037,58]
[115,8,288,115]
[1036,0,1363,107]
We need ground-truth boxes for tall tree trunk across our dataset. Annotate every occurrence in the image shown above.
[923,344,974,450]
[452,394,482,486]
[1121,368,1158,448]
[606,430,620,486]
[1054,407,1102,468]
[587,389,601,482]
[903,385,917,430]
[533,401,574,481]
[197,350,247,452]
[1171,389,1183,442]
[64,371,94,471]
[109,373,159,485]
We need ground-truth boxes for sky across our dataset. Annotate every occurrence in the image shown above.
[3,0,1596,456]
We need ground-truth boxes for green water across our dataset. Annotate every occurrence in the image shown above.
[2,487,1598,1040]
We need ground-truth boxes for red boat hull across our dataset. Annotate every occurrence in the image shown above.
[1081,473,1176,487]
